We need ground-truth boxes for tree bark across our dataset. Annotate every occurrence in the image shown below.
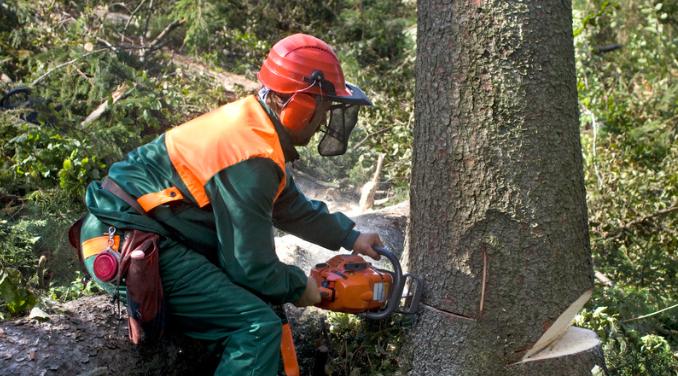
[401,0,605,374]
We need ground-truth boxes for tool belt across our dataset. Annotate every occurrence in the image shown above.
[68,177,166,344]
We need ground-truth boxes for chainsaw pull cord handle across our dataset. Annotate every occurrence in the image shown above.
[362,246,403,320]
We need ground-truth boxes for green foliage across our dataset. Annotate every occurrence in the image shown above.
[48,271,102,302]
[324,312,411,376]
[576,0,678,168]
[576,0,678,371]
[576,308,678,375]
[1,1,232,201]
[0,266,39,318]
[0,219,44,273]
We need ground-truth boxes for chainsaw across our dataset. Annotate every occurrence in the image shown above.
[310,246,424,319]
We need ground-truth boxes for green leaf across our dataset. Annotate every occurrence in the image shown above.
[0,269,20,311]
[29,306,50,322]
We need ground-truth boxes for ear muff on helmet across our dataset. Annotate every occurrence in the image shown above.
[279,92,317,131]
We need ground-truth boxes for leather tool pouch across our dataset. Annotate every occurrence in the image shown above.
[70,178,166,345]
[117,229,166,345]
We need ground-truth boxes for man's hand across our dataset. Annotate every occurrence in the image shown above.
[351,232,384,260]
[293,276,322,307]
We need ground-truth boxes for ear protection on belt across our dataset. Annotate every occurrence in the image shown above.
[279,92,317,131]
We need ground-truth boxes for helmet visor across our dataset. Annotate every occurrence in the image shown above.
[318,103,360,156]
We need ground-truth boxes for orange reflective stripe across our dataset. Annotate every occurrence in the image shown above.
[280,323,300,376]
[137,186,183,212]
[165,96,287,207]
[82,235,120,259]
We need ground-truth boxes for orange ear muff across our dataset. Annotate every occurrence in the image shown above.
[279,93,317,131]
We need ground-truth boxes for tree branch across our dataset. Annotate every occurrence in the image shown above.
[81,83,130,127]
[621,303,678,323]
[31,49,107,86]
[291,169,340,189]
[349,126,392,152]
[147,18,187,52]
[606,205,678,239]
[625,205,678,226]
[120,0,147,43]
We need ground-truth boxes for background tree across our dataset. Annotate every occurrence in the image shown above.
[401,0,605,374]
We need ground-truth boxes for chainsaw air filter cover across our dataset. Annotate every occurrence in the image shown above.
[310,254,393,314]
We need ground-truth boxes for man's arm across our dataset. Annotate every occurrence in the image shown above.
[272,171,383,260]
[204,158,308,304]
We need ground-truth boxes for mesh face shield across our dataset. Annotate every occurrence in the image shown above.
[317,103,361,156]
[315,82,370,156]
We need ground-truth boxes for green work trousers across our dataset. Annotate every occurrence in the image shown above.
[81,213,283,376]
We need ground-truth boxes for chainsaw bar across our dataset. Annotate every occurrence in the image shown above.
[396,273,423,314]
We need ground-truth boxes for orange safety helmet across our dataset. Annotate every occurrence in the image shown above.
[259,34,371,156]
[259,33,350,97]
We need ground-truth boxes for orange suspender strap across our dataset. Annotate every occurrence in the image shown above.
[137,186,183,212]
[281,323,300,376]
[102,177,184,214]
[81,235,120,259]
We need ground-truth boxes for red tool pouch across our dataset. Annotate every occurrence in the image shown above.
[117,230,166,345]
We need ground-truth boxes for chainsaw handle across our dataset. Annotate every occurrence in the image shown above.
[362,246,403,320]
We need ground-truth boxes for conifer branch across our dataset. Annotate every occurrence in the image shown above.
[350,126,392,152]
[31,49,107,86]
[623,205,678,228]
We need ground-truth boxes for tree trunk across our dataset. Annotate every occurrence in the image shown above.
[401,0,605,374]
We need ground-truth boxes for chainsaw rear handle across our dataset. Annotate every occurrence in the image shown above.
[362,246,403,320]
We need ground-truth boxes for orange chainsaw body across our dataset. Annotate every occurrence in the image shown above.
[310,254,393,313]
